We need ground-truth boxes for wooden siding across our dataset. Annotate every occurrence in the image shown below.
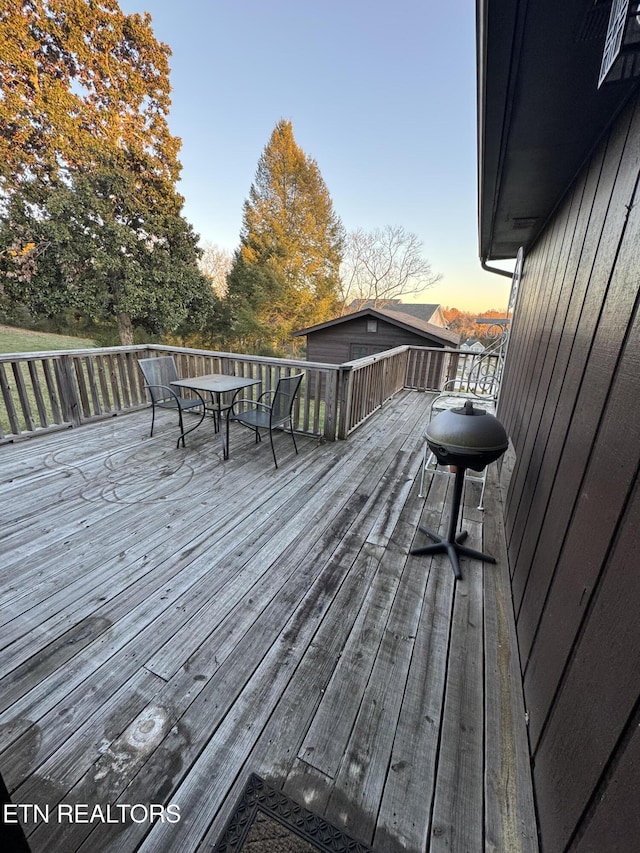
[305,316,447,364]
[497,91,640,852]
[0,393,537,853]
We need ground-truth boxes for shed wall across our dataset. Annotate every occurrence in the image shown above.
[498,91,640,852]
[304,317,447,364]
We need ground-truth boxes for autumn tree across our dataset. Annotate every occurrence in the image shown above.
[340,225,441,311]
[226,120,344,353]
[442,307,508,344]
[0,0,179,192]
[0,0,213,343]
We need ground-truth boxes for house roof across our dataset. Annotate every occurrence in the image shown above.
[348,300,442,324]
[477,0,640,261]
[293,307,460,347]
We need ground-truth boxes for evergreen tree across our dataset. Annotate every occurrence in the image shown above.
[0,153,215,344]
[0,0,214,343]
[227,120,344,352]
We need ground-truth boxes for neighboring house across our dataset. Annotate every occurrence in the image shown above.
[479,2,640,851]
[347,300,448,328]
[461,338,484,353]
[293,307,459,364]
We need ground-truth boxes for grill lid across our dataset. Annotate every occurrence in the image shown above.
[425,400,509,470]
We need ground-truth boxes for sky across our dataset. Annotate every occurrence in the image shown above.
[118,0,514,313]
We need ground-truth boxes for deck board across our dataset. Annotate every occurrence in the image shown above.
[0,391,537,852]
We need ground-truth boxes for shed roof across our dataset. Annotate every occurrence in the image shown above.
[477,0,640,261]
[293,307,460,347]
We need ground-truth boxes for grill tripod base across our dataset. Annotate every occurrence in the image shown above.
[411,466,496,580]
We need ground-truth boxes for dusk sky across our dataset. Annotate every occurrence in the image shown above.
[119,0,514,312]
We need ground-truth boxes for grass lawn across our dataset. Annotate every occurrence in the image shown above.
[0,324,96,354]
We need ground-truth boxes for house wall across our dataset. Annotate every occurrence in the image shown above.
[303,317,446,364]
[497,91,640,852]
[429,306,447,327]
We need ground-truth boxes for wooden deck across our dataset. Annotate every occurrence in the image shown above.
[0,390,537,853]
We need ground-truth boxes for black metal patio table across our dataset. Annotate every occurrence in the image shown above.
[170,373,260,455]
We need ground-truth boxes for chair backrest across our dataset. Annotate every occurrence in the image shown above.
[443,325,509,402]
[270,373,304,425]
[138,356,179,404]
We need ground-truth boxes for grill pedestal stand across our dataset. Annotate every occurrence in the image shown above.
[411,466,496,580]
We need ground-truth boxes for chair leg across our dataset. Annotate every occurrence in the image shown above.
[269,428,278,469]
[177,408,186,449]
[209,392,219,433]
[289,420,298,455]
[150,403,156,437]
[477,468,488,511]
[418,443,428,497]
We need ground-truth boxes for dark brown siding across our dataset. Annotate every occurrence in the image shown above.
[498,92,640,852]
[304,317,446,364]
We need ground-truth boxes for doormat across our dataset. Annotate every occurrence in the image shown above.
[214,773,378,852]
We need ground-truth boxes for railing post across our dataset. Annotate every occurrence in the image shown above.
[321,369,338,441]
[336,365,353,440]
[55,354,82,426]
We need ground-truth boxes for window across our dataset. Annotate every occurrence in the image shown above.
[351,345,370,360]
[350,344,386,360]
[366,319,378,333]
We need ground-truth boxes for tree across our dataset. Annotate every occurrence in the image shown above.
[0,0,210,343]
[226,120,344,352]
[199,242,233,297]
[0,154,215,344]
[340,225,441,311]
[0,0,179,193]
[442,307,508,345]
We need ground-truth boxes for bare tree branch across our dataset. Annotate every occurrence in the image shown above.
[198,241,233,297]
[339,225,441,311]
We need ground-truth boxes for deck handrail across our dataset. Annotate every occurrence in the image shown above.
[0,342,502,444]
[0,345,342,444]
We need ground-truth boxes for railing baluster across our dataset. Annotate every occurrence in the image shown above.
[42,359,62,424]
[117,354,131,409]
[55,355,81,426]
[73,356,91,418]
[28,360,49,427]
[96,355,111,412]
[108,354,122,412]
[11,362,35,432]
[0,363,20,436]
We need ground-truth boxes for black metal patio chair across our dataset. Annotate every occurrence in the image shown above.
[138,356,205,447]
[226,373,304,469]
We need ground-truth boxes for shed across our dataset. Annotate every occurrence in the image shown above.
[293,307,459,364]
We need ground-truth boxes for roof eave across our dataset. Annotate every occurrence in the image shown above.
[478,0,640,262]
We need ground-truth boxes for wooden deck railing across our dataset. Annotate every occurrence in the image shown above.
[336,345,502,438]
[336,346,409,438]
[0,345,342,444]
[0,343,502,445]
